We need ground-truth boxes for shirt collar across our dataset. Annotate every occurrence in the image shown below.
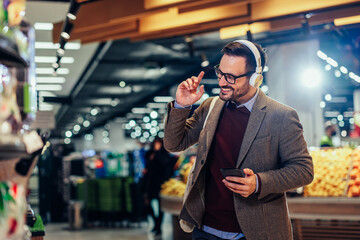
[227,88,259,112]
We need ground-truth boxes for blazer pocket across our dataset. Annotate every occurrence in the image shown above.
[253,135,270,143]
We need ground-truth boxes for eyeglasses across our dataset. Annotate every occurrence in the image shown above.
[214,64,255,84]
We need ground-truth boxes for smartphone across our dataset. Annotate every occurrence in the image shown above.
[220,168,244,179]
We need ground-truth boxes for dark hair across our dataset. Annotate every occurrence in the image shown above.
[221,41,267,74]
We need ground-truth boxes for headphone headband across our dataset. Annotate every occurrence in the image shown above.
[234,40,262,74]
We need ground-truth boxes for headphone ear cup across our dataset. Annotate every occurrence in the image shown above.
[249,73,263,87]
[249,73,258,87]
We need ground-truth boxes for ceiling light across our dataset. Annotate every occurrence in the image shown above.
[150,111,158,119]
[334,15,360,26]
[153,96,174,102]
[119,81,126,87]
[132,108,149,114]
[65,130,72,138]
[110,99,119,107]
[326,57,338,67]
[84,134,93,141]
[324,94,332,101]
[67,0,80,21]
[129,120,136,127]
[36,68,69,75]
[64,138,71,144]
[325,64,331,71]
[201,53,209,68]
[57,48,65,57]
[349,72,360,83]
[143,116,150,122]
[341,130,347,137]
[67,13,76,21]
[52,62,60,69]
[143,132,150,138]
[320,101,326,108]
[61,22,74,40]
[36,84,63,91]
[65,42,81,50]
[35,56,74,64]
[334,70,341,77]
[73,125,81,131]
[36,77,66,84]
[61,32,70,40]
[34,22,53,30]
[160,67,167,74]
[151,120,158,127]
[340,66,348,74]
[90,108,99,116]
[38,103,54,111]
[146,102,167,109]
[83,120,90,127]
[316,50,327,60]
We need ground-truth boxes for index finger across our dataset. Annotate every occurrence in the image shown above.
[197,71,205,82]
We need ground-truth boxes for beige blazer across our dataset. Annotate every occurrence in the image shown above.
[164,90,314,240]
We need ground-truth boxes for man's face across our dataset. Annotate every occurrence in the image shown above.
[218,54,255,104]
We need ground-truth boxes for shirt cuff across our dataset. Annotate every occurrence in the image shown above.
[174,100,191,109]
[255,173,262,194]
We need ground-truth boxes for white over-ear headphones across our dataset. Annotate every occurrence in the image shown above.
[234,40,263,87]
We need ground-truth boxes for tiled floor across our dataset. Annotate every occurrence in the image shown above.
[44,214,173,240]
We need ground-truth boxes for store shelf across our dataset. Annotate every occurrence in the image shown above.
[160,195,183,215]
[0,35,28,67]
[288,197,360,220]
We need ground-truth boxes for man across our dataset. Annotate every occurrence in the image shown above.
[320,122,336,147]
[164,40,314,240]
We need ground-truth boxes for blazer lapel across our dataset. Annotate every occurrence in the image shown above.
[204,98,226,151]
[236,91,267,168]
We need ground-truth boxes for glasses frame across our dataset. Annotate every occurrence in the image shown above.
[214,64,255,84]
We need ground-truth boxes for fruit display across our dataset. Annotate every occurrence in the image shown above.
[160,178,186,197]
[161,153,195,197]
[347,148,360,197]
[304,148,356,197]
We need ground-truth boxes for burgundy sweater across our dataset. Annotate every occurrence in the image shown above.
[202,102,250,232]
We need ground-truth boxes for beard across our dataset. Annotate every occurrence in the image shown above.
[219,84,250,103]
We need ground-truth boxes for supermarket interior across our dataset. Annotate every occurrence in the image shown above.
[1,0,360,240]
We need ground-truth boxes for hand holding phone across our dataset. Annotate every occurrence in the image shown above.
[220,168,244,179]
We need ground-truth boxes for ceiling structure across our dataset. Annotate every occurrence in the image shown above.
[26,0,360,141]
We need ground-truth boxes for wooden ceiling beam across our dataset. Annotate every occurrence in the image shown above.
[52,0,360,44]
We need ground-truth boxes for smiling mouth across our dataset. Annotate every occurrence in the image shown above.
[221,87,233,93]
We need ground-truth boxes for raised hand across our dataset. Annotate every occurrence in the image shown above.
[175,71,205,107]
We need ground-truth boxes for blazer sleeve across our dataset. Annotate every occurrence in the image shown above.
[164,99,212,153]
[257,109,314,199]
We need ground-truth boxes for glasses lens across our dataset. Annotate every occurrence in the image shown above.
[225,74,235,84]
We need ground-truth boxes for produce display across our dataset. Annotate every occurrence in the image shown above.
[160,154,195,197]
[304,147,359,197]
[160,178,186,197]
[347,148,360,197]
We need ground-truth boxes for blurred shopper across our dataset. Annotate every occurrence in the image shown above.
[164,40,314,240]
[143,137,174,236]
[320,122,337,147]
